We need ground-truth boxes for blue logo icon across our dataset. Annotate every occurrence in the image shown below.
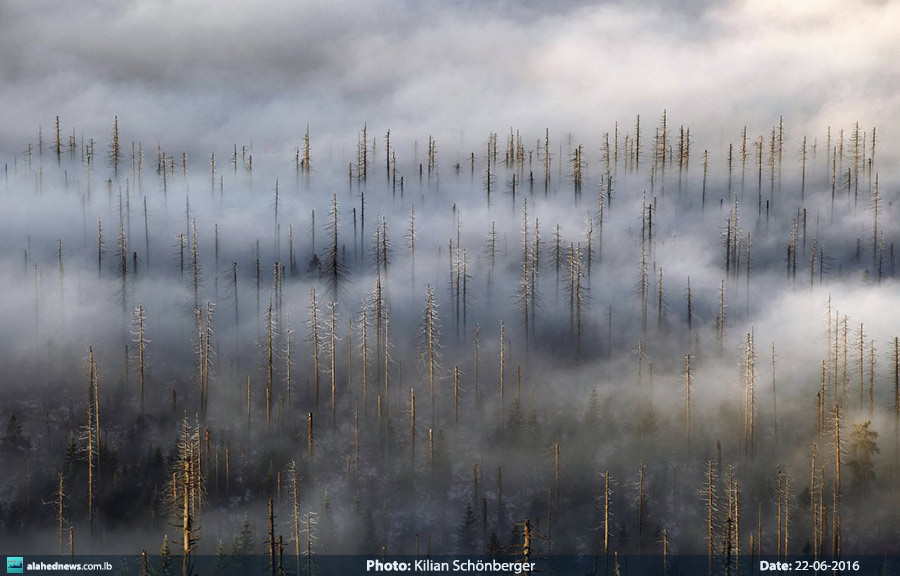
[6,557,23,574]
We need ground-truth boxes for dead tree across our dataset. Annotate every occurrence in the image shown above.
[328,301,339,425]
[308,289,322,409]
[265,300,275,428]
[407,206,416,286]
[109,116,120,178]
[685,354,692,455]
[83,347,99,536]
[703,461,717,575]
[132,304,149,415]
[56,472,65,553]
[170,417,203,572]
[420,286,441,425]
[359,299,370,415]
[321,192,347,300]
[203,301,213,416]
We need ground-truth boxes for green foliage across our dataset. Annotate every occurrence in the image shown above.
[359,509,379,554]
[63,433,79,474]
[209,540,229,575]
[1,414,29,456]
[847,420,879,490]
[526,406,541,443]
[157,534,172,576]
[432,427,451,484]
[505,399,524,443]
[487,531,501,555]
[457,502,477,552]
[231,513,254,555]
[320,489,334,551]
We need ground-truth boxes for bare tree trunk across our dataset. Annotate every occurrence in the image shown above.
[717,280,725,357]
[452,366,460,426]
[360,299,369,416]
[57,472,65,554]
[473,324,480,404]
[499,321,505,422]
[268,498,276,576]
[329,302,337,426]
[784,469,790,556]
[135,305,146,415]
[603,470,611,564]
[410,388,416,467]
[204,301,212,416]
[97,217,103,278]
[685,354,692,455]
[638,464,645,553]
[894,336,899,454]
[266,300,274,429]
[307,412,314,463]
[705,461,715,575]
[310,289,320,409]
[86,347,96,537]
[833,404,842,553]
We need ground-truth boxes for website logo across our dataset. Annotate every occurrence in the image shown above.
[6,557,23,574]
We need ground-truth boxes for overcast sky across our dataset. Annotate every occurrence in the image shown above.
[1,0,898,160]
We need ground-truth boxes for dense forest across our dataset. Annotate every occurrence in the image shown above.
[0,114,898,572]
